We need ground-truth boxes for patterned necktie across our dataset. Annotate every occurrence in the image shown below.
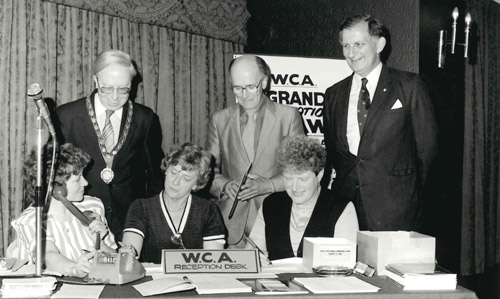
[358,78,370,134]
[102,109,115,152]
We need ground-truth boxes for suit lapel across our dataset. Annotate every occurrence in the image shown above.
[118,100,129,137]
[86,93,107,166]
[336,76,353,152]
[363,65,391,134]
[229,106,250,165]
[254,99,277,166]
[113,101,136,168]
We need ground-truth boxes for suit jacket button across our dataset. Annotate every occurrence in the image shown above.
[357,158,364,164]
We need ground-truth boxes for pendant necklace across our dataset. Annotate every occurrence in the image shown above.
[86,96,133,183]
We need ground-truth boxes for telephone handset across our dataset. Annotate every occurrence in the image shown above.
[52,186,101,249]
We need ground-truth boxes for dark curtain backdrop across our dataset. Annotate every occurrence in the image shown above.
[0,0,244,253]
[461,0,500,275]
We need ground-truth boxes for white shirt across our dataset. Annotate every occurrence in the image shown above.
[95,94,122,146]
[346,62,383,155]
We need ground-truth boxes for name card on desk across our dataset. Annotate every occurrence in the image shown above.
[303,238,357,270]
[162,249,260,274]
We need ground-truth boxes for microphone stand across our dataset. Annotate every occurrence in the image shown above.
[35,115,43,276]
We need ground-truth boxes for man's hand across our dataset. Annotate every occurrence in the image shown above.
[222,180,240,201]
[238,174,273,201]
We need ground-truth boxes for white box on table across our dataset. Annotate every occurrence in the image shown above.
[357,231,435,275]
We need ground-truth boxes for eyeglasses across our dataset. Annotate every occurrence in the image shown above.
[96,79,130,95]
[171,234,186,249]
[232,79,264,94]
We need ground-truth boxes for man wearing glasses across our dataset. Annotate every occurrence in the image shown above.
[56,50,164,239]
[206,54,304,248]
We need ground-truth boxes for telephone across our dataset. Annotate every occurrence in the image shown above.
[87,251,145,285]
[51,186,145,284]
[52,186,101,249]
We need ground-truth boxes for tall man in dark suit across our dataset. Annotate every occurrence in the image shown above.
[206,55,304,247]
[323,15,438,231]
[56,50,164,238]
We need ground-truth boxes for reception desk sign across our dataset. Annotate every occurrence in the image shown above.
[162,249,260,273]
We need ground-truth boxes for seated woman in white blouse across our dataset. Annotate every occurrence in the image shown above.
[247,136,358,260]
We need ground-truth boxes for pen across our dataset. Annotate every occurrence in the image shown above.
[245,235,272,265]
[228,163,252,219]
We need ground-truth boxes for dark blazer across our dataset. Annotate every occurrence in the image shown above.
[56,91,164,236]
[323,65,438,231]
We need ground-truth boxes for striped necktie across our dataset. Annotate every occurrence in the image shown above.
[102,109,115,152]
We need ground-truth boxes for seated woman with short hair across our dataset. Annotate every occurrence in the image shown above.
[120,143,226,263]
[248,136,359,260]
[7,143,116,277]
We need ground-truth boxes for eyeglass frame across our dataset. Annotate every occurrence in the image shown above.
[231,78,266,95]
[96,79,131,95]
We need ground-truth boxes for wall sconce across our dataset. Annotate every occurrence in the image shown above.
[438,7,471,68]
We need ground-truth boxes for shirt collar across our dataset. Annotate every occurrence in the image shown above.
[353,62,383,86]
[94,93,123,117]
[238,94,267,118]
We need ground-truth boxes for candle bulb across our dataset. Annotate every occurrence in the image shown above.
[438,30,446,68]
[464,13,471,58]
[451,7,459,54]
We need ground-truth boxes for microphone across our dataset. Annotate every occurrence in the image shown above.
[27,83,56,137]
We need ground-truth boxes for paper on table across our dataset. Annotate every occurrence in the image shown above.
[240,278,310,295]
[0,258,17,271]
[51,284,105,299]
[292,277,380,294]
[141,262,163,275]
[186,274,252,294]
[1,277,57,298]
[133,276,195,296]
[261,257,311,274]
[0,259,28,276]
[1,276,57,288]
[0,264,64,278]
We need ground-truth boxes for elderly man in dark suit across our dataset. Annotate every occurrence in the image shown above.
[323,15,438,231]
[206,55,304,247]
[56,50,164,238]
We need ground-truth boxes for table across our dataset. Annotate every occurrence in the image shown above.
[95,273,477,299]
[0,274,478,298]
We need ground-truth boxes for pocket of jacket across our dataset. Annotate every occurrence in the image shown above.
[388,168,415,176]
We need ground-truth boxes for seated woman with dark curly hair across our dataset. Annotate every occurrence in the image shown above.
[120,143,226,263]
[248,136,358,261]
[7,143,116,277]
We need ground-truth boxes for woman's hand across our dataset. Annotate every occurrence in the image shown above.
[88,216,108,240]
[118,242,137,258]
[73,251,94,277]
